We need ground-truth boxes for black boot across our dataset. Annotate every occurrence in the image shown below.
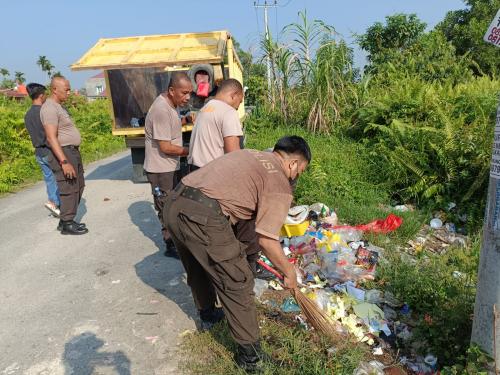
[236,341,263,372]
[57,220,86,232]
[199,306,225,330]
[164,238,179,259]
[60,220,89,235]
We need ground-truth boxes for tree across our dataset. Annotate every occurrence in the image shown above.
[232,38,267,105]
[357,13,427,69]
[36,56,55,78]
[437,0,500,76]
[14,71,25,84]
[0,68,14,89]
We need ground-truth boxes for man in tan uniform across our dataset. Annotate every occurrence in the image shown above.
[143,72,192,257]
[165,136,311,371]
[41,76,88,235]
[188,78,244,172]
[186,78,263,272]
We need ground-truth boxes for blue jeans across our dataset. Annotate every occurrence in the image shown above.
[36,154,60,206]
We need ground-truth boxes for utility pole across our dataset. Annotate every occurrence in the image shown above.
[254,0,277,98]
[471,8,500,367]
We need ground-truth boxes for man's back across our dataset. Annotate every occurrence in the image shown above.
[188,99,243,168]
[183,149,292,240]
[24,105,49,157]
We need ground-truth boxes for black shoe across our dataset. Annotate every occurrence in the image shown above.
[164,238,179,259]
[236,342,264,372]
[199,306,225,330]
[57,220,86,232]
[60,220,89,235]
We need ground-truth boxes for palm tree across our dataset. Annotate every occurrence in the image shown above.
[0,68,9,79]
[14,71,25,84]
[36,56,55,78]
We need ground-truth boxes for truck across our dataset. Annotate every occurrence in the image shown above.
[71,30,245,182]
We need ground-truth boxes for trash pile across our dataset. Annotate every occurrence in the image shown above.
[402,221,468,256]
[254,203,440,374]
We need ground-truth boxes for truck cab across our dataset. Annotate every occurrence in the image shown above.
[71,30,245,182]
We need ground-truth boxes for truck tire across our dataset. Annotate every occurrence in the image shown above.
[130,147,147,183]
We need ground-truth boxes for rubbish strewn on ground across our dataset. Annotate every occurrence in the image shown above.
[253,202,460,374]
[401,223,468,256]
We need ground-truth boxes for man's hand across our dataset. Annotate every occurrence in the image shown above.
[283,264,298,290]
[258,234,298,289]
[62,163,76,179]
[158,140,189,157]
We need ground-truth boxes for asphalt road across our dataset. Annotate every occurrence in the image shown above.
[0,151,197,375]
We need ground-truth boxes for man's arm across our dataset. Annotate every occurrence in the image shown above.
[44,124,76,179]
[223,136,241,153]
[258,235,297,289]
[158,141,189,157]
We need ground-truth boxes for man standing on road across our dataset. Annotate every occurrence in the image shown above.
[41,76,88,235]
[165,136,311,371]
[143,72,192,258]
[187,78,244,172]
[24,83,60,217]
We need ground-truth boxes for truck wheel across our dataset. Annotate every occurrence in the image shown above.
[130,147,147,183]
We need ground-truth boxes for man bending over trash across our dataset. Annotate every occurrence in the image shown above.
[165,135,311,371]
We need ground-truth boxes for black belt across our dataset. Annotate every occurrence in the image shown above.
[175,183,223,215]
[62,145,79,150]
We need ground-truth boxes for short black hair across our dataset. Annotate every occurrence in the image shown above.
[273,136,312,163]
[26,83,46,100]
[168,71,191,89]
[218,78,243,94]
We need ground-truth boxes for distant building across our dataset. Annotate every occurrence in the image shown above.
[85,72,106,100]
[0,83,28,101]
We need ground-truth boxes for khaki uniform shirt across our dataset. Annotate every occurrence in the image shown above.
[144,95,182,173]
[182,149,292,240]
[188,99,243,167]
[40,98,81,146]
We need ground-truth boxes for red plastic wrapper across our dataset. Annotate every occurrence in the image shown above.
[333,214,403,233]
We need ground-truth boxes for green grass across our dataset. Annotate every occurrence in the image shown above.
[180,308,368,375]
[245,115,426,246]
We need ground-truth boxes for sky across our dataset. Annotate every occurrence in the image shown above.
[0,0,465,89]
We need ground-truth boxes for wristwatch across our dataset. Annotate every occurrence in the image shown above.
[60,159,68,165]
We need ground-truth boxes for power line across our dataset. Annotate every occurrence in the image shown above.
[253,1,278,97]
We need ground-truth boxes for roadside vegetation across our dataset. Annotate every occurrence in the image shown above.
[182,0,500,373]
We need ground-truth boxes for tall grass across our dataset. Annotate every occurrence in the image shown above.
[259,11,358,133]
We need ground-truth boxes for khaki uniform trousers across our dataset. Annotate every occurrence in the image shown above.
[146,170,181,241]
[47,146,85,221]
[165,185,259,345]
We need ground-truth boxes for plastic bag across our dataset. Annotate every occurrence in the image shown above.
[353,361,384,375]
[334,214,403,233]
[285,205,309,224]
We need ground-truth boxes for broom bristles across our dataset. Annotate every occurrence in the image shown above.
[291,288,339,340]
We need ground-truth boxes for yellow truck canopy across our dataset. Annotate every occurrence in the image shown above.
[71,30,237,71]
